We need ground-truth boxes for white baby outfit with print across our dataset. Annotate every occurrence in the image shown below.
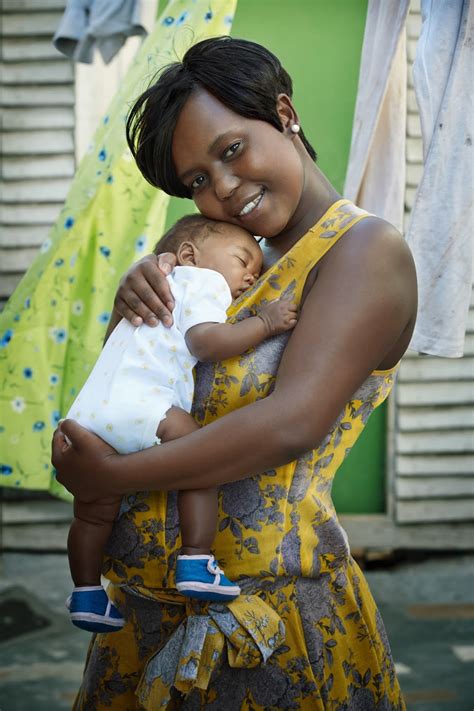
[66,267,231,453]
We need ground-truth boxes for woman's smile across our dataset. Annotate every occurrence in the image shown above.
[237,189,265,218]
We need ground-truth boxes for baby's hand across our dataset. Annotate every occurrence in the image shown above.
[258,298,298,336]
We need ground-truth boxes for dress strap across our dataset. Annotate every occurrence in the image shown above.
[291,199,372,302]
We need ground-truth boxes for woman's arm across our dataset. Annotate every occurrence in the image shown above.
[112,252,177,328]
[52,220,416,502]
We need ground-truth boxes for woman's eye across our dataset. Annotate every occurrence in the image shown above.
[223,142,241,159]
[191,175,206,191]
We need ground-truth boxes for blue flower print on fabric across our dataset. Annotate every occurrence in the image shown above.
[98,312,110,324]
[100,246,111,258]
[1,465,13,476]
[177,11,188,25]
[205,10,213,21]
[162,16,174,25]
[23,368,33,379]
[33,421,46,431]
[135,236,146,252]
[98,149,107,161]
[64,217,74,229]
[1,329,13,348]
[51,411,61,427]
[50,328,67,343]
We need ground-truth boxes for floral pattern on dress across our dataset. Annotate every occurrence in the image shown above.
[74,200,405,710]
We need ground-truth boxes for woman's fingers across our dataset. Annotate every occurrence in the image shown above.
[113,295,144,326]
[59,418,90,447]
[52,425,69,455]
[151,253,178,309]
[51,420,119,501]
[114,253,177,327]
[115,288,161,327]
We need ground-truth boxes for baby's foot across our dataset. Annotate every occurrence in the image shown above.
[176,554,240,601]
[66,586,125,633]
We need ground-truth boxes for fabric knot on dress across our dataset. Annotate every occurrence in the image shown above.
[135,593,285,709]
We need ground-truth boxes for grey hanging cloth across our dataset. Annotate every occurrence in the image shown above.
[405,0,473,357]
[53,0,147,64]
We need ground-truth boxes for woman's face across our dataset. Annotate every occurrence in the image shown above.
[171,89,307,239]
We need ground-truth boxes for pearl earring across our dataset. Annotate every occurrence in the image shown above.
[291,124,300,134]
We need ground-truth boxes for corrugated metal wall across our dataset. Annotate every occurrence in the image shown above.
[0,0,75,310]
[395,1,474,525]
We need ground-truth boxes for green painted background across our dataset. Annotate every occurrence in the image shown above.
[165,0,386,514]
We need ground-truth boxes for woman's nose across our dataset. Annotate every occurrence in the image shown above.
[214,170,240,201]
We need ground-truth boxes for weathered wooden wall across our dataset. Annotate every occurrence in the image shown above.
[0,0,75,309]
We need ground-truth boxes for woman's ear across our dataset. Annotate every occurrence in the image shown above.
[276,93,299,133]
[176,240,198,266]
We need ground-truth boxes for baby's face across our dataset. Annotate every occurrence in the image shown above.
[197,227,263,299]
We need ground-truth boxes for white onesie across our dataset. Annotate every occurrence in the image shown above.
[66,266,232,453]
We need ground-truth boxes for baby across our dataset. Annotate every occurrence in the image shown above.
[65,214,298,633]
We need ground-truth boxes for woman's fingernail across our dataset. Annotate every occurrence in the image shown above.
[149,316,159,326]
[163,316,172,328]
[132,316,143,326]
[162,263,172,275]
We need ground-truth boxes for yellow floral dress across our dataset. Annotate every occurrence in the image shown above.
[75,200,405,710]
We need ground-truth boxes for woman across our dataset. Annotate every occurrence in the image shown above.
[52,37,416,709]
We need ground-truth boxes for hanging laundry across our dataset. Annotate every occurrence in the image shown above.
[54,0,147,64]
[344,0,410,233]
[0,0,237,496]
[406,0,473,357]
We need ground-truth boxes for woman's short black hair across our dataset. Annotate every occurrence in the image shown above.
[126,36,317,198]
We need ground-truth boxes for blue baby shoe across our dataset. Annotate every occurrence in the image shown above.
[176,554,241,602]
[66,586,125,633]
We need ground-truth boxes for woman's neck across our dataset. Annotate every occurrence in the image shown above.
[261,164,341,267]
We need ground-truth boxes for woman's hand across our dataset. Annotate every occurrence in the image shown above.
[51,420,121,502]
[114,252,178,327]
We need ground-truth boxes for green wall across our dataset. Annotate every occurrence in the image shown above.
[165,1,386,514]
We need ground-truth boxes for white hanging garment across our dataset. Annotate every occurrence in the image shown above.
[406,0,473,357]
[344,0,410,232]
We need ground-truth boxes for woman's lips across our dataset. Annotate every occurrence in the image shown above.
[238,190,264,218]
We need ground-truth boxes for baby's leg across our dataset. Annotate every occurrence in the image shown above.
[67,497,125,633]
[157,407,217,554]
[159,407,240,601]
[68,497,122,586]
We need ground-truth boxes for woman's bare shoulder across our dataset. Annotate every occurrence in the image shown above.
[321,214,416,296]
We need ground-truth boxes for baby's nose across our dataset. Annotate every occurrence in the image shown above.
[244,273,255,285]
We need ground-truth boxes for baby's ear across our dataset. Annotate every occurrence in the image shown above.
[176,241,197,266]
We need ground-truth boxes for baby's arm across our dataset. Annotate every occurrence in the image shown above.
[185,299,298,362]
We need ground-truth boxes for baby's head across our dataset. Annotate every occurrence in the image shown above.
[154,215,263,298]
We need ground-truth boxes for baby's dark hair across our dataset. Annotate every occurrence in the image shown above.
[127,36,317,198]
[153,214,239,256]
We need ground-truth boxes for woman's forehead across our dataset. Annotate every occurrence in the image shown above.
[172,90,247,167]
